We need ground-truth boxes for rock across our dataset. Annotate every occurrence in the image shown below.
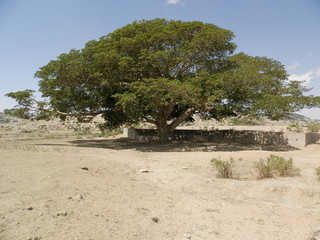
[73,194,84,200]
[81,167,89,171]
[182,167,188,170]
[26,206,34,210]
[205,208,219,213]
[139,169,149,173]
[184,233,192,239]
[151,217,159,223]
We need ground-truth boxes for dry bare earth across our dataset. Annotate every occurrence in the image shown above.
[0,130,320,239]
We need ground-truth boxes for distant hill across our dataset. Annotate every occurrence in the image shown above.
[0,113,25,124]
[285,113,313,122]
[0,113,10,124]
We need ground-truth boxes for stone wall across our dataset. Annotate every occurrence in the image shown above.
[286,132,320,147]
[306,132,320,146]
[124,128,320,147]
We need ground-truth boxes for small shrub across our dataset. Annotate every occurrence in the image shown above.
[315,166,320,180]
[287,123,303,132]
[255,159,273,179]
[211,157,235,179]
[255,155,300,179]
[288,123,300,128]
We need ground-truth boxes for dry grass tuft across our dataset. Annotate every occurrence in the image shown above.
[211,157,237,179]
[315,166,320,181]
[255,155,300,179]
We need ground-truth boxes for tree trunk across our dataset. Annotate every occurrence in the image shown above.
[157,120,172,142]
[158,126,172,142]
[155,106,196,142]
[155,104,175,142]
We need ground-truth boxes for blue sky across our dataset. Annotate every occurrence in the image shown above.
[1,0,319,119]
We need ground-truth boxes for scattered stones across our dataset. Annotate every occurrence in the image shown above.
[151,217,159,223]
[68,194,83,200]
[56,211,68,216]
[28,237,42,240]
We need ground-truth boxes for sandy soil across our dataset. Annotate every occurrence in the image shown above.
[0,127,320,239]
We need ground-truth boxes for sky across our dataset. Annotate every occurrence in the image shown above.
[0,0,320,119]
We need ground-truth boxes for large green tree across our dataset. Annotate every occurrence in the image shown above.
[5,19,320,141]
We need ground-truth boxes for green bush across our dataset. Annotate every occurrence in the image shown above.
[255,155,300,179]
[211,157,235,179]
[315,166,320,180]
[288,123,300,128]
[287,123,303,132]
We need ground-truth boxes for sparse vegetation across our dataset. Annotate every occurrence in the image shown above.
[315,166,320,180]
[287,123,303,132]
[255,155,300,179]
[77,127,91,135]
[211,157,236,179]
[93,127,123,138]
[230,117,258,126]
[20,129,33,134]
[44,134,66,140]
[307,124,320,132]
[288,123,300,128]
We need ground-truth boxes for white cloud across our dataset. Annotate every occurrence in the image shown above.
[286,62,300,71]
[288,67,320,85]
[166,0,180,4]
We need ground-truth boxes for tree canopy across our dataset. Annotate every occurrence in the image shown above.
[6,19,320,141]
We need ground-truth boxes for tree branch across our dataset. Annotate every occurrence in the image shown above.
[169,107,195,132]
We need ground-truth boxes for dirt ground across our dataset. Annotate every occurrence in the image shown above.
[0,126,320,239]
